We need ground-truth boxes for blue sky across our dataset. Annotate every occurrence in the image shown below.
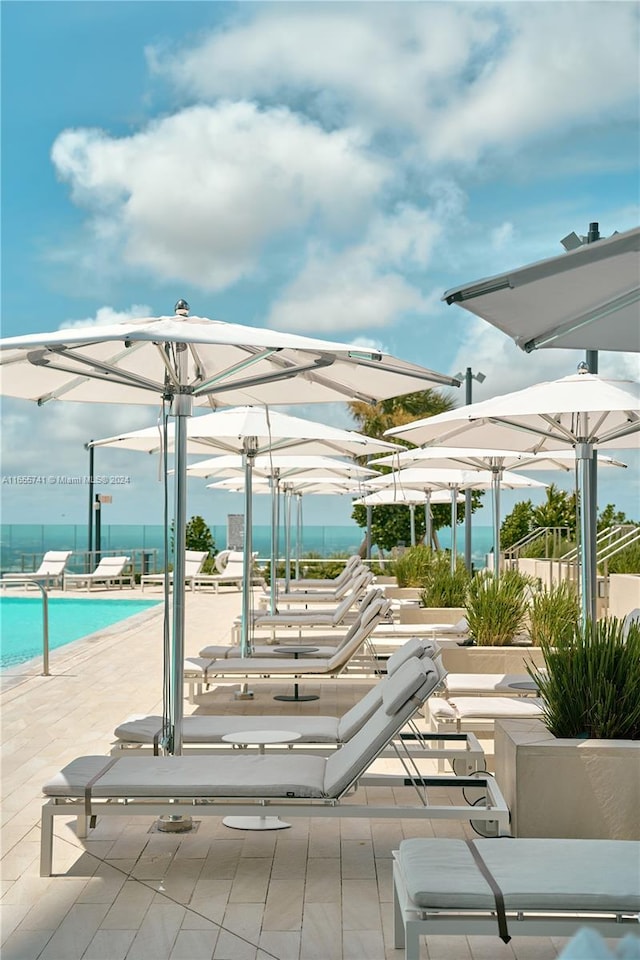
[1,1,639,534]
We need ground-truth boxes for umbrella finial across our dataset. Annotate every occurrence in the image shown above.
[577,360,590,374]
[174,299,190,316]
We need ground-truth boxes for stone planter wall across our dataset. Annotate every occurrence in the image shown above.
[399,606,466,625]
[439,645,544,674]
[381,586,422,601]
[495,718,640,840]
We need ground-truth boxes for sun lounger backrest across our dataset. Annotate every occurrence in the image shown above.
[329,573,370,624]
[92,556,130,575]
[184,551,208,576]
[38,551,72,574]
[324,657,443,797]
[622,608,640,640]
[337,637,440,740]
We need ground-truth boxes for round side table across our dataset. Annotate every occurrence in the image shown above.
[221,729,302,831]
[272,646,320,702]
[507,680,539,693]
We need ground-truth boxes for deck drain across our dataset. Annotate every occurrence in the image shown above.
[148,819,201,834]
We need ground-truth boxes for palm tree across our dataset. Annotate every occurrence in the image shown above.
[348,388,474,554]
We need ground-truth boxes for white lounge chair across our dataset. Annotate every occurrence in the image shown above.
[276,554,362,590]
[186,593,392,700]
[428,695,544,734]
[393,837,640,959]
[191,550,265,592]
[141,550,208,592]
[1,550,72,589]
[200,584,384,659]
[40,656,511,876]
[63,556,133,591]
[262,567,373,607]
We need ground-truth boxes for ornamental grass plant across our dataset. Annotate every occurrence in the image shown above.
[527,581,581,647]
[529,618,640,740]
[393,545,434,587]
[465,569,531,646]
[420,552,470,608]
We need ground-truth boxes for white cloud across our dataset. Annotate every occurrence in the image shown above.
[51,103,386,290]
[265,205,440,332]
[151,3,638,165]
[61,304,152,330]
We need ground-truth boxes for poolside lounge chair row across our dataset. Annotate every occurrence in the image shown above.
[40,653,512,876]
[1,551,134,590]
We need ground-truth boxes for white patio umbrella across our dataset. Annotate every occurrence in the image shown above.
[386,370,640,620]
[370,447,627,571]
[353,487,463,548]
[93,405,399,632]
[186,453,378,480]
[0,308,457,753]
[368,467,546,571]
[442,225,640,354]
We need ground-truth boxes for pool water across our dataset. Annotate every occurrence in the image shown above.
[0,596,161,669]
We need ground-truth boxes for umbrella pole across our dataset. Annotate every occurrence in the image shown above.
[409,503,416,547]
[240,439,257,663]
[284,486,293,591]
[366,504,372,560]
[577,440,596,623]
[170,390,191,756]
[269,472,280,614]
[424,491,432,549]
[450,487,458,572]
[295,493,302,579]
[492,468,501,581]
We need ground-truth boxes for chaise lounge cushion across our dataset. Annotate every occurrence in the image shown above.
[429,696,543,720]
[114,714,340,744]
[397,838,640,913]
[43,754,328,799]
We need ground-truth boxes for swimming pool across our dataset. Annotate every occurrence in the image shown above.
[0,596,161,669]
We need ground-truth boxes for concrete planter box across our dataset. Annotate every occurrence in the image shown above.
[495,718,640,840]
[399,606,465,625]
[382,586,423,601]
[439,644,544,674]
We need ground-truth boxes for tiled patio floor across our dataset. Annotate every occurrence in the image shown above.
[0,586,616,958]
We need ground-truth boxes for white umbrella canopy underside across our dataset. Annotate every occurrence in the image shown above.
[370,446,628,472]
[354,488,463,506]
[367,467,546,492]
[91,405,403,457]
[0,314,458,406]
[385,372,640,451]
[442,225,640,354]
[187,454,379,479]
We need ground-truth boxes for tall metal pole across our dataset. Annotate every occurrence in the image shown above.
[585,222,600,614]
[87,442,94,560]
[409,503,416,547]
[450,486,458,572]
[269,470,280,614]
[295,493,303,579]
[463,369,474,572]
[491,467,502,580]
[284,485,293,590]
[424,491,432,549]
[241,438,257,658]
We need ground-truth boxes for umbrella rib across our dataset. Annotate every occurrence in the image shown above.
[190,347,282,392]
[27,346,167,397]
[192,356,335,397]
[522,287,640,352]
[598,418,640,446]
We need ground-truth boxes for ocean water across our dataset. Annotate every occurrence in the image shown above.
[0,523,494,571]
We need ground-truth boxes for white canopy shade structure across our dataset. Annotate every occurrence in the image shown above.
[370,446,627,568]
[354,487,463,549]
[442,225,640,354]
[187,453,378,481]
[0,309,456,754]
[93,405,400,628]
[368,467,546,569]
[386,370,640,620]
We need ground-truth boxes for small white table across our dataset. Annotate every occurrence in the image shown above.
[221,729,302,831]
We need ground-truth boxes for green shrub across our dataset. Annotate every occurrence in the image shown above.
[529,618,640,739]
[527,581,580,647]
[393,545,434,587]
[603,541,640,574]
[420,553,470,608]
[465,569,531,646]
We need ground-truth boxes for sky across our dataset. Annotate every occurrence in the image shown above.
[1,0,639,537]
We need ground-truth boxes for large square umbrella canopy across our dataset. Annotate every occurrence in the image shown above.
[442,225,640,353]
[0,311,456,753]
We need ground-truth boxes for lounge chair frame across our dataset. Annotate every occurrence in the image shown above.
[40,659,511,876]
[392,840,639,960]
[63,556,134,591]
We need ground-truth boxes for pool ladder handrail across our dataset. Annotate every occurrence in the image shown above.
[0,578,50,675]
